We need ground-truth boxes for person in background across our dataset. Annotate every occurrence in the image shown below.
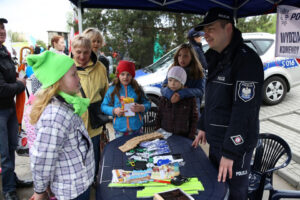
[28,51,94,200]
[50,35,65,55]
[187,28,208,70]
[71,35,109,186]
[33,44,41,54]
[156,66,198,139]
[0,17,32,200]
[101,60,151,138]
[191,7,264,200]
[82,28,110,78]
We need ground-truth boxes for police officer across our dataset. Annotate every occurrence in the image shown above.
[0,18,33,200]
[191,8,264,200]
[187,28,208,70]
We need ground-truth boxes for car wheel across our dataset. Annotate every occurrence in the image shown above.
[147,95,160,108]
[262,76,287,105]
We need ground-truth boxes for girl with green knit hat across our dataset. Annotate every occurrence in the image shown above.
[27,51,95,200]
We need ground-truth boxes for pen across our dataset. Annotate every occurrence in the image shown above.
[153,179,171,184]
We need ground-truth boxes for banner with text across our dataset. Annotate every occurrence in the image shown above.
[276,5,300,58]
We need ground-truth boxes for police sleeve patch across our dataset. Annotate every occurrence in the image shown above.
[237,81,255,102]
[231,135,244,146]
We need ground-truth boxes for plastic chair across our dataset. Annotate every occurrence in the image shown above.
[248,133,292,200]
[270,189,300,200]
[143,107,158,134]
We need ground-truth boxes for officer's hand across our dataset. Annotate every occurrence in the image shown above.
[114,107,124,117]
[192,130,206,148]
[170,93,180,103]
[218,156,233,182]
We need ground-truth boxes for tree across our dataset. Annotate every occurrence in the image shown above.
[68,9,275,68]
[7,30,27,42]
[77,9,203,68]
[236,14,274,33]
[36,40,47,50]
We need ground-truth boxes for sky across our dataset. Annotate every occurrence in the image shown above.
[1,0,73,45]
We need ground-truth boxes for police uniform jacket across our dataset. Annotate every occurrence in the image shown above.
[0,45,25,109]
[199,28,264,161]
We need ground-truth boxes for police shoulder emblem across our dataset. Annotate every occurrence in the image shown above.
[238,81,255,102]
[230,135,244,146]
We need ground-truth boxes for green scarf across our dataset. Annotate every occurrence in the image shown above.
[58,91,90,116]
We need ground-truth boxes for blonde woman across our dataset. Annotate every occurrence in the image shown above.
[82,28,110,77]
[71,35,109,186]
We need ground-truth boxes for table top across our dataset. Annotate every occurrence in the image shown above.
[96,134,228,200]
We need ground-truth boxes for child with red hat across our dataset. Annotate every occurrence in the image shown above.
[101,60,151,138]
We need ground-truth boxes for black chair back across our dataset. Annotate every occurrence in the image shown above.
[248,133,292,200]
[143,107,158,134]
[271,189,300,200]
[252,133,292,173]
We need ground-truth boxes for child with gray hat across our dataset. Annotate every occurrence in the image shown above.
[156,66,198,139]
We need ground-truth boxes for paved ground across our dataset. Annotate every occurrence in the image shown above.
[260,84,300,191]
[1,84,300,199]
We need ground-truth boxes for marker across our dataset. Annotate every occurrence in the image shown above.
[153,179,171,184]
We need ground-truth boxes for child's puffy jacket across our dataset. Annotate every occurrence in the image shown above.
[101,84,151,133]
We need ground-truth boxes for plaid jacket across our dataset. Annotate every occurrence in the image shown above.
[156,96,198,139]
[30,97,95,200]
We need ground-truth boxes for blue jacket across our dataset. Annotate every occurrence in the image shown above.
[199,28,264,161]
[101,84,151,132]
[161,67,205,127]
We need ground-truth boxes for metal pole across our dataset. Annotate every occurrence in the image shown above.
[77,1,83,34]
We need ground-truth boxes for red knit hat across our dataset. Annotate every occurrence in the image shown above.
[116,60,135,78]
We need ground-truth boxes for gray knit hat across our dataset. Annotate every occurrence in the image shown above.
[167,66,187,85]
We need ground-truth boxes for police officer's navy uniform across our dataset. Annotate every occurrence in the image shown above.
[199,27,264,199]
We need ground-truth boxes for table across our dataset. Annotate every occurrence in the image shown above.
[96,134,228,200]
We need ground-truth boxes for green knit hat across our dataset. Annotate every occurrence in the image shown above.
[27,51,74,89]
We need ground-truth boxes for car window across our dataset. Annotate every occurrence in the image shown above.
[147,47,177,72]
[202,44,209,53]
[244,40,258,54]
[253,39,273,55]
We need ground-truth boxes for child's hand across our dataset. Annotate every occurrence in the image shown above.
[114,107,125,117]
[130,103,145,113]
[31,192,49,200]
[29,194,35,200]
[171,93,180,103]
[17,77,27,86]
